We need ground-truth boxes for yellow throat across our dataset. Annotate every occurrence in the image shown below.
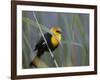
[51,34,61,47]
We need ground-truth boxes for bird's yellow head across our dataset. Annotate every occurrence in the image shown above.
[50,27,62,46]
[50,27,62,36]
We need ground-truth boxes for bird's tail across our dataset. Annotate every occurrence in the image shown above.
[29,61,36,67]
[29,50,44,67]
[29,62,33,67]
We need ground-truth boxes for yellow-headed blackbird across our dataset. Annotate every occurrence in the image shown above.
[30,27,62,66]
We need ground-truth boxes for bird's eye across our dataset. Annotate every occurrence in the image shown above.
[56,30,61,33]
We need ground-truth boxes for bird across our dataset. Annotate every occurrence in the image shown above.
[30,27,62,67]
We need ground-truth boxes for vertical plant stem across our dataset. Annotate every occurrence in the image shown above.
[32,12,59,67]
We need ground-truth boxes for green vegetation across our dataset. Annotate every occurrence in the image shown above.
[22,11,89,68]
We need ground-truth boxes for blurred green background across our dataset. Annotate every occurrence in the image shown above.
[22,11,89,68]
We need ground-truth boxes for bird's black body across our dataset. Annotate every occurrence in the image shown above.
[34,33,58,57]
[30,27,61,67]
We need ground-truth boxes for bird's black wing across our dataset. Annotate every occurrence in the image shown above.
[34,33,51,51]
[34,36,44,51]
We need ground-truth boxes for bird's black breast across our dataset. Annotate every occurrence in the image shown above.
[34,33,58,52]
